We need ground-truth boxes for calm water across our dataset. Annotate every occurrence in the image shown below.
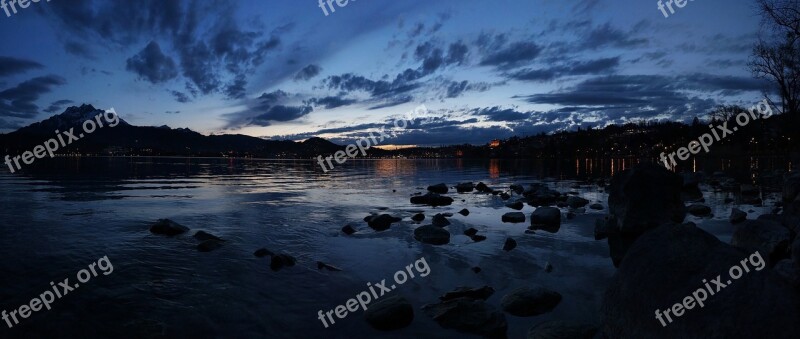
[0,157,776,338]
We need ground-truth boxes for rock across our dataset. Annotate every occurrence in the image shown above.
[342,224,357,235]
[680,172,704,201]
[476,182,493,193]
[784,172,800,216]
[270,254,297,271]
[530,207,561,233]
[503,238,517,252]
[464,228,479,237]
[544,262,553,273]
[505,201,524,210]
[411,193,454,207]
[197,240,223,252]
[414,225,451,245]
[500,286,562,317]
[471,267,482,273]
[365,214,402,231]
[774,259,800,288]
[422,298,507,338]
[601,222,800,338]
[731,219,791,264]
[411,213,426,222]
[594,216,614,240]
[526,321,598,339]
[364,295,414,331]
[458,208,470,216]
[605,163,687,266]
[317,261,342,272]
[502,212,526,223]
[253,248,273,257]
[500,193,511,200]
[428,183,449,194]
[589,203,604,210]
[432,214,451,227]
[194,231,222,242]
[687,203,712,217]
[524,184,561,207]
[470,235,487,242]
[556,202,568,208]
[456,182,475,193]
[149,219,189,236]
[566,196,589,209]
[741,184,759,196]
[440,286,495,301]
[511,184,525,194]
[793,237,800,269]
[730,208,747,224]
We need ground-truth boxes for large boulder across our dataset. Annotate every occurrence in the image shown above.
[422,298,507,338]
[500,286,562,317]
[524,184,561,207]
[456,182,475,193]
[428,183,449,194]
[502,212,526,223]
[566,196,589,209]
[601,222,800,338]
[364,295,414,331]
[730,208,747,224]
[411,193,454,207]
[531,207,561,233]
[731,219,791,265]
[149,219,189,236]
[608,163,686,234]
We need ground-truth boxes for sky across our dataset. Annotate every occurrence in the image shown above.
[0,0,771,146]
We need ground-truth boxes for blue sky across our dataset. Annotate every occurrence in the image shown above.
[0,0,769,145]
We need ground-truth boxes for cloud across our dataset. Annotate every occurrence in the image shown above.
[294,64,322,81]
[508,57,620,81]
[309,96,357,109]
[580,23,648,49]
[126,41,179,84]
[473,106,533,122]
[0,75,67,119]
[170,90,191,103]
[44,99,74,113]
[0,56,44,78]
[251,105,313,126]
[63,41,95,59]
[480,42,542,68]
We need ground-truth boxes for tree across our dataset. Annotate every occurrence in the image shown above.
[708,105,747,123]
[750,0,800,115]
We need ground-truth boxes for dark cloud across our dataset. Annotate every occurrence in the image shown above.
[170,90,191,103]
[64,41,95,59]
[0,56,43,78]
[473,107,532,122]
[0,75,67,118]
[480,42,542,68]
[126,41,179,84]
[508,57,620,81]
[444,80,491,98]
[251,105,313,126]
[224,76,247,100]
[294,64,322,81]
[44,99,75,113]
[309,96,357,109]
[580,23,648,49]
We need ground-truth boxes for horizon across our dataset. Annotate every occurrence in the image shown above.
[0,0,771,147]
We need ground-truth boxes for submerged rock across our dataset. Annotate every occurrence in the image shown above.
[193,231,222,242]
[365,214,402,231]
[253,248,273,257]
[687,203,712,217]
[422,298,507,338]
[432,214,451,227]
[411,193,454,207]
[197,240,223,252]
[428,183,449,194]
[456,182,475,193]
[414,225,451,245]
[364,295,414,331]
[502,212,526,223]
[317,261,343,272]
[342,224,357,235]
[566,196,589,209]
[505,201,524,210]
[470,235,487,242]
[500,286,562,317]
[531,207,561,232]
[149,219,189,236]
[730,208,747,224]
[589,203,604,210]
[503,238,517,252]
[270,254,297,271]
[464,228,479,237]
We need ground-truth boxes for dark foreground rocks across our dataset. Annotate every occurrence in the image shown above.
[150,219,189,236]
[440,286,495,301]
[527,321,597,339]
[414,225,451,245]
[270,254,297,271]
[364,295,414,331]
[500,286,562,317]
[365,214,401,231]
[423,297,507,338]
[502,212,526,223]
[411,193,454,207]
[601,222,800,338]
[730,219,791,265]
[530,207,561,233]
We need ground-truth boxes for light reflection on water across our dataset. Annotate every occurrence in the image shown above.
[0,157,781,338]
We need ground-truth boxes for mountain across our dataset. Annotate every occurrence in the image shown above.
[0,104,344,158]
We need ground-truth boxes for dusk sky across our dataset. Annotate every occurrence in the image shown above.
[0,0,769,146]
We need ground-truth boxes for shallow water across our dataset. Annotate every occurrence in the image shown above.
[0,157,776,338]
